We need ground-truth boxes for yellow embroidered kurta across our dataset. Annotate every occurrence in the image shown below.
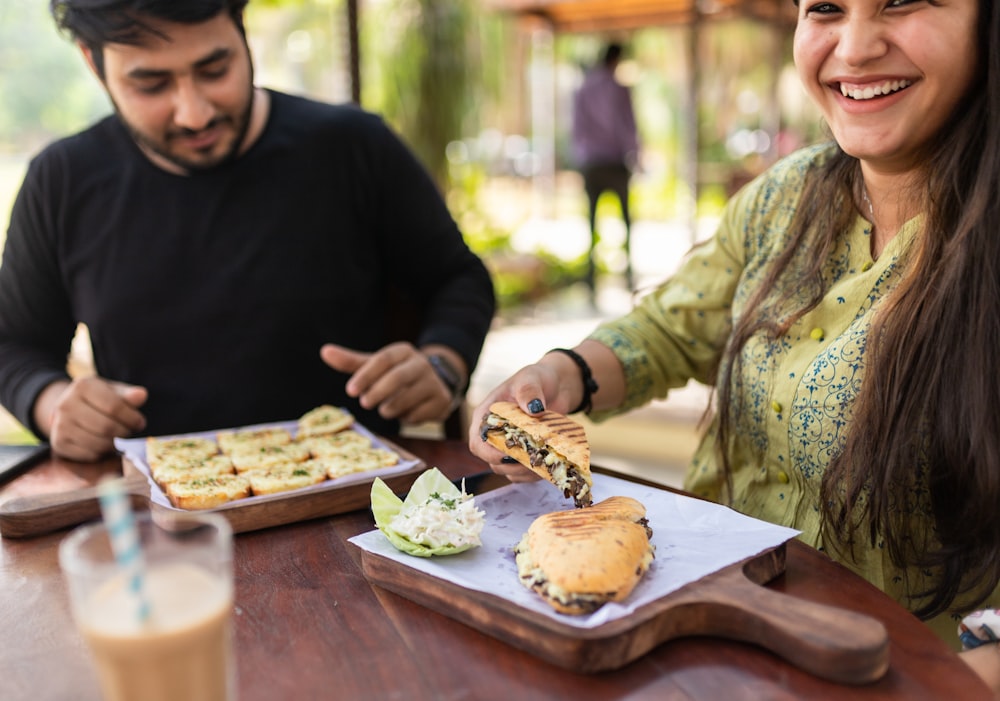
[588,143,997,646]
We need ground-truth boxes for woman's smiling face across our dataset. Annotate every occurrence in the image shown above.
[793,0,978,174]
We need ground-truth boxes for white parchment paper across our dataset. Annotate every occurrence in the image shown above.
[114,420,420,510]
[349,473,800,629]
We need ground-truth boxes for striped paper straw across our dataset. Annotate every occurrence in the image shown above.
[97,477,151,624]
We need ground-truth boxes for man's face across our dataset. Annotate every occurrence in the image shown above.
[91,12,255,174]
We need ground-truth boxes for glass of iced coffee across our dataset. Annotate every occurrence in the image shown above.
[59,510,234,701]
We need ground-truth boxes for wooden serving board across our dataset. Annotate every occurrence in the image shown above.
[360,541,889,684]
[0,438,425,538]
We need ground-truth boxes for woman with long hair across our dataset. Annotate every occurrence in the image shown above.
[469,0,1000,690]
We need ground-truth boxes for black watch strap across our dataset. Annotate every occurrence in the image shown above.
[427,353,464,398]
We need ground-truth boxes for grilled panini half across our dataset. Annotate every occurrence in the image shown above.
[480,401,593,508]
[514,496,654,615]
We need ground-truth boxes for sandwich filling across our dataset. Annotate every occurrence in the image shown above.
[514,536,609,613]
[481,413,592,507]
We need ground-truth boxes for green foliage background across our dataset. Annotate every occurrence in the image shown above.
[0,1,821,312]
[0,0,107,155]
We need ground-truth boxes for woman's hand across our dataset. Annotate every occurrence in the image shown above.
[465,360,567,483]
[468,340,622,480]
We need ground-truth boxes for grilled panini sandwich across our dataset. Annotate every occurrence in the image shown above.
[514,496,654,615]
[480,401,593,508]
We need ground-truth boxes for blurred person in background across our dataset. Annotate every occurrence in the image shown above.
[571,42,640,299]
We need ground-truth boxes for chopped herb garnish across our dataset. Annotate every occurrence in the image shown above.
[430,492,457,509]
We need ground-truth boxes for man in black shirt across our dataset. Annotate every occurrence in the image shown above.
[0,0,495,461]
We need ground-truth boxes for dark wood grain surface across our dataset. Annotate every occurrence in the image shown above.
[0,437,990,701]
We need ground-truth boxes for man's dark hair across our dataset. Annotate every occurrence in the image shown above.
[50,0,250,77]
[602,43,623,67]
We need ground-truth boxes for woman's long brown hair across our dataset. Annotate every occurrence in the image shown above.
[716,2,1000,619]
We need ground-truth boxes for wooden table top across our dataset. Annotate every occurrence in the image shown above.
[0,437,990,701]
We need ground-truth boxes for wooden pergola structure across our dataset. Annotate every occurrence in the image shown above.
[481,0,796,32]
[341,0,800,238]
[476,0,799,239]
[344,0,797,106]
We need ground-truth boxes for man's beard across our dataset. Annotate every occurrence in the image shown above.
[115,72,255,174]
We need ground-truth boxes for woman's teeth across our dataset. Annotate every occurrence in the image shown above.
[840,79,912,100]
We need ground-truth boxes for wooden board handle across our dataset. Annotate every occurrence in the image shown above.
[679,567,890,684]
[0,475,149,538]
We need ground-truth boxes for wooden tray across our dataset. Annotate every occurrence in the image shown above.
[360,540,889,684]
[0,437,425,538]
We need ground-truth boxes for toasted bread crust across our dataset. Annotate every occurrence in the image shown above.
[482,402,592,507]
[246,461,328,496]
[151,454,235,486]
[165,474,251,510]
[320,447,399,478]
[486,402,590,468]
[217,427,292,455]
[300,430,371,457]
[515,497,654,614]
[230,442,311,473]
[147,406,390,508]
[297,405,354,437]
[146,436,219,467]
[542,495,646,526]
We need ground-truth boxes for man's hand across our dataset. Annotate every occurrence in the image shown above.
[320,342,464,425]
[33,377,148,462]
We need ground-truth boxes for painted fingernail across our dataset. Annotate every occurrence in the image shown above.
[501,456,518,464]
[528,398,544,414]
